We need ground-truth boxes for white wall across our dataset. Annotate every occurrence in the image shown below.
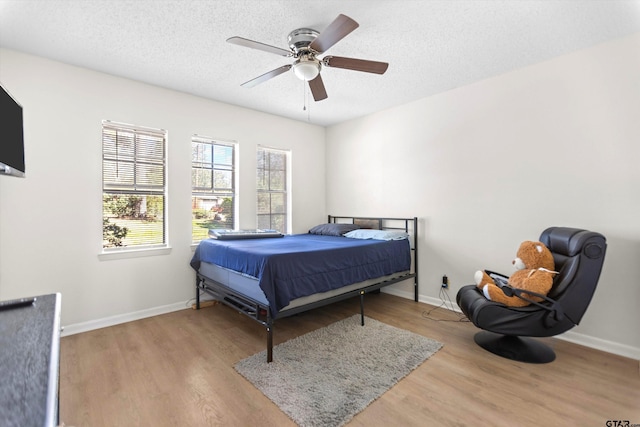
[326,33,640,358]
[0,48,326,328]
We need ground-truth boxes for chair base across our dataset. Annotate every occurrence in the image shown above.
[474,331,556,364]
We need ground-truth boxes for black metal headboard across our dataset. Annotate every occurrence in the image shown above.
[327,215,419,302]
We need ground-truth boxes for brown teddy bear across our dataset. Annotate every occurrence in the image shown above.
[475,240,558,307]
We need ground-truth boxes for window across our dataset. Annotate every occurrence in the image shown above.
[102,121,167,250]
[192,136,236,242]
[256,146,288,233]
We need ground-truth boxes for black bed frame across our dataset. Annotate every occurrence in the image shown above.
[194,215,419,362]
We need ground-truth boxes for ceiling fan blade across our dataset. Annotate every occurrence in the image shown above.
[309,14,359,54]
[308,74,328,101]
[241,65,292,88]
[323,56,389,74]
[227,36,292,57]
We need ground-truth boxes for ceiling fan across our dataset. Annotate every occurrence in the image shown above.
[227,14,389,101]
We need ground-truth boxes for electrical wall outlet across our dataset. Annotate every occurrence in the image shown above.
[442,275,449,288]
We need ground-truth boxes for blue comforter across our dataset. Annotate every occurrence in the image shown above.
[190,234,411,316]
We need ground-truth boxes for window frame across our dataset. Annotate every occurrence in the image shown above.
[100,120,168,257]
[191,135,237,243]
[256,146,290,233]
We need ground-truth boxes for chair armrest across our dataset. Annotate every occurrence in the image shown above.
[500,285,566,327]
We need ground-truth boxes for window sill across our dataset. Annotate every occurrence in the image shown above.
[98,246,172,261]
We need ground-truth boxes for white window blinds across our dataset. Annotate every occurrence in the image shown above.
[102,121,167,249]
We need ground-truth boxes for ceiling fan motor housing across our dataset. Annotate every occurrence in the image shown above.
[288,28,319,54]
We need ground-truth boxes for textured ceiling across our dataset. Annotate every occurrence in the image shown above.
[1,0,639,126]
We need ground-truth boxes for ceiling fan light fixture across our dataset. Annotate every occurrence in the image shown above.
[292,58,321,81]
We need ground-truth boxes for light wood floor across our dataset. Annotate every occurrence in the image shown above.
[59,293,640,426]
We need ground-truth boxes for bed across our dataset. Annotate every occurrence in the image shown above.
[190,215,418,362]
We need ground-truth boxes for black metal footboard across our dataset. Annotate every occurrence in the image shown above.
[195,273,273,358]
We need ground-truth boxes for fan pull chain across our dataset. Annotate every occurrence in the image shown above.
[302,81,311,122]
[303,80,307,111]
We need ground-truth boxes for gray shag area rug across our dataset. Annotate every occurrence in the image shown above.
[235,314,443,427]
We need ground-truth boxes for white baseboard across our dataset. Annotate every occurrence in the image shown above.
[559,330,640,361]
[381,286,459,312]
[61,301,189,337]
[382,287,640,361]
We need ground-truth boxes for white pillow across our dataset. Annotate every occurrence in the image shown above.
[344,229,409,241]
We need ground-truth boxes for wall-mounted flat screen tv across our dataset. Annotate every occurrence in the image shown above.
[0,83,25,178]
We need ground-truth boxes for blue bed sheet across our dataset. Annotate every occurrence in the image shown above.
[190,234,411,316]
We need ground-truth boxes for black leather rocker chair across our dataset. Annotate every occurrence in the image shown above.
[456,227,607,363]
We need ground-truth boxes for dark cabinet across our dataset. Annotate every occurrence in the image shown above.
[0,293,61,427]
